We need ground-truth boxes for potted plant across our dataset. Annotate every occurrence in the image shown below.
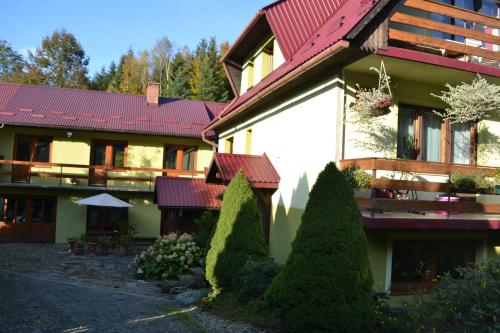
[116,223,137,256]
[341,165,372,191]
[67,237,77,253]
[117,234,134,256]
[73,234,87,256]
[98,236,112,255]
[450,173,494,202]
[351,61,393,118]
[87,239,97,256]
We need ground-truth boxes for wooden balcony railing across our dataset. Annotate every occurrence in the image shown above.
[389,0,500,65]
[0,160,204,190]
[340,158,500,216]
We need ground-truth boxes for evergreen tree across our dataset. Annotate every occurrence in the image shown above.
[265,162,374,333]
[205,170,268,291]
[190,38,207,99]
[89,66,110,91]
[26,29,89,88]
[0,40,26,83]
[197,37,230,102]
[167,49,192,99]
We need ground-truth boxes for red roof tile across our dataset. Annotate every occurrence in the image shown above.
[264,0,346,60]
[214,0,381,128]
[0,83,226,138]
[206,153,280,189]
[154,177,225,209]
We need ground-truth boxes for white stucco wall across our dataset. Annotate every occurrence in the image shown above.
[219,74,344,262]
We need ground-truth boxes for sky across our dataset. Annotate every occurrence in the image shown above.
[0,0,271,75]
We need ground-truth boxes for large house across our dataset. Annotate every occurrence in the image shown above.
[199,0,500,296]
[0,82,225,243]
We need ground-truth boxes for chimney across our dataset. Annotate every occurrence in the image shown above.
[146,82,160,106]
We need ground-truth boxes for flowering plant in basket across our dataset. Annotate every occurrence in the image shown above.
[350,61,393,118]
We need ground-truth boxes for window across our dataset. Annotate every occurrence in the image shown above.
[87,205,128,235]
[396,105,475,164]
[225,137,234,154]
[391,239,476,294]
[90,140,127,167]
[1,197,55,224]
[14,135,52,163]
[163,145,197,172]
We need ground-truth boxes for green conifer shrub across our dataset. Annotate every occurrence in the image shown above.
[265,162,374,333]
[205,170,268,291]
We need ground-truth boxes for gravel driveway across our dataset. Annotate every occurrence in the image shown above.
[0,269,194,333]
[0,244,263,333]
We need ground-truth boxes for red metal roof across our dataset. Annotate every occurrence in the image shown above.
[206,153,280,189]
[0,83,226,138]
[214,0,380,127]
[264,0,347,60]
[154,177,225,209]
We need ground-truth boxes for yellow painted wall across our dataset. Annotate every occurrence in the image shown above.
[0,126,214,242]
[0,126,213,187]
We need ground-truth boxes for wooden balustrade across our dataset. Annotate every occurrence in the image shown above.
[340,158,500,215]
[389,0,500,62]
[0,159,204,189]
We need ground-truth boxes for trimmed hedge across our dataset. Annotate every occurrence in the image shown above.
[205,170,268,291]
[265,162,374,333]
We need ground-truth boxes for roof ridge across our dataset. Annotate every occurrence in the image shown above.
[0,82,221,105]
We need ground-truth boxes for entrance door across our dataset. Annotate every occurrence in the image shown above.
[0,196,56,242]
[12,135,52,183]
[89,140,127,186]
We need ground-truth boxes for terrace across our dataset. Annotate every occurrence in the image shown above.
[0,159,204,192]
[340,158,500,227]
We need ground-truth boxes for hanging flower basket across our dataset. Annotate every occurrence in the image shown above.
[351,60,393,118]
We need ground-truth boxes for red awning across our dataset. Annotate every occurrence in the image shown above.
[206,153,280,190]
[154,177,225,209]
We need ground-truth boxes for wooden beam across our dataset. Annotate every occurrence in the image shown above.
[389,29,500,61]
[357,197,500,214]
[403,0,500,29]
[390,12,500,46]
[371,178,450,192]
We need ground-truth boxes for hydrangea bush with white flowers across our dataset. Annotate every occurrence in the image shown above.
[135,233,202,281]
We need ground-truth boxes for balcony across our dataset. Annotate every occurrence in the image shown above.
[389,0,500,68]
[0,160,204,192]
[340,158,500,227]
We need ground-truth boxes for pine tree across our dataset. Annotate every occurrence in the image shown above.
[167,49,192,99]
[205,170,268,291]
[265,162,374,333]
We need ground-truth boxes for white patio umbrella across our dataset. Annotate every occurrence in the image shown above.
[74,193,134,208]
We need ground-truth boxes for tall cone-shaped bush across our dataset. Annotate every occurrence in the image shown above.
[265,162,374,333]
[205,170,268,291]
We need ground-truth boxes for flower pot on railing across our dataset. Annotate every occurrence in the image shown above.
[457,193,477,203]
[435,195,460,216]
